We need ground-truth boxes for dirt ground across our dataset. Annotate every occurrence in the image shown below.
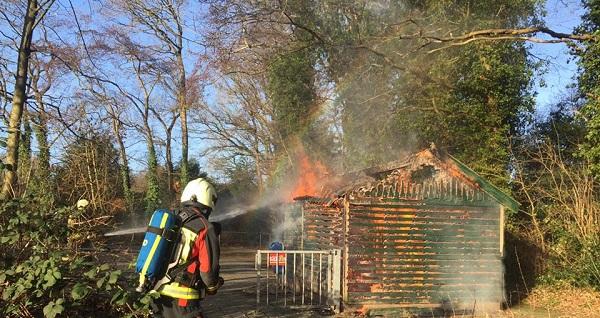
[202,247,335,318]
[201,247,260,317]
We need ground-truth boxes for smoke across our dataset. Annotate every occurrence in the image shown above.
[451,251,505,313]
[206,143,332,247]
[107,208,155,235]
[270,203,302,243]
[210,207,249,222]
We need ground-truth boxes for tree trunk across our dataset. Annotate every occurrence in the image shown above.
[145,134,160,213]
[30,85,54,204]
[1,0,39,199]
[112,117,133,211]
[255,156,263,194]
[143,106,160,212]
[165,128,174,201]
[33,93,50,181]
[177,52,189,187]
[18,109,32,193]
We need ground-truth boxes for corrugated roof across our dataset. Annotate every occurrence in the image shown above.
[445,153,519,212]
[302,146,519,212]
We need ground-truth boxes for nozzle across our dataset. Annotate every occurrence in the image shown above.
[136,276,147,293]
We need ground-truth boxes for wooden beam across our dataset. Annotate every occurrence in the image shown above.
[499,206,505,256]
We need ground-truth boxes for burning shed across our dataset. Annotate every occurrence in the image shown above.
[295,147,518,316]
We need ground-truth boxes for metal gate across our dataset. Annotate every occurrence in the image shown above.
[255,249,342,312]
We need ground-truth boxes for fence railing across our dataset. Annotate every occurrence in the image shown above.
[254,249,342,312]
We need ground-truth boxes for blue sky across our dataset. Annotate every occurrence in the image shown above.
[532,0,585,115]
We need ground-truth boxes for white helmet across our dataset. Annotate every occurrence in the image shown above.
[180,177,217,211]
[76,199,89,210]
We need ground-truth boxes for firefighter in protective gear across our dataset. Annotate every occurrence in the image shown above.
[152,177,223,318]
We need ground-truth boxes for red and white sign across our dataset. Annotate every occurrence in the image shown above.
[268,253,287,267]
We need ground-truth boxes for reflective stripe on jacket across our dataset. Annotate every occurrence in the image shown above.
[158,282,200,300]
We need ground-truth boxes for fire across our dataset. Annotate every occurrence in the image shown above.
[289,151,329,201]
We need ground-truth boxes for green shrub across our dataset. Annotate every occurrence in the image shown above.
[540,237,600,289]
[0,198,155,317]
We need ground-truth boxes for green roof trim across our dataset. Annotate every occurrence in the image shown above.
[447,154,520,212]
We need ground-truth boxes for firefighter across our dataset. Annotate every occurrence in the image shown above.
[68,199,90,248]
[152,177,223,318]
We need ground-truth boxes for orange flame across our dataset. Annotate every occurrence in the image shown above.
[289,152,329,201]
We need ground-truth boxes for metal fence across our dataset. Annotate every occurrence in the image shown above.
[254,249,342,312]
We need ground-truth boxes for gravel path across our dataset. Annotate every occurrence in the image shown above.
[202,248,258,317]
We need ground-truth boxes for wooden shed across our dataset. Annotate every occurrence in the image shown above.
[294,147,518,316]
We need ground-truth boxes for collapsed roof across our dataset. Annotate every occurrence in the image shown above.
[297,145,519,212]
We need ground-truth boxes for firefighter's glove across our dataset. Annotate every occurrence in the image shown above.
[206,277,224,295]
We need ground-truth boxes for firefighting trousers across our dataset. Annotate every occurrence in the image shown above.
[151,295,204,318]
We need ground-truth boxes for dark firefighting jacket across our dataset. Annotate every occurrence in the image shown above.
[157,208,220,300]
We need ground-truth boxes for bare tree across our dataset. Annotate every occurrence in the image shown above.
[130,58,162,211]
[81,83,134,211]
[27,35,64,198]
[150,106,179,202]
[513,140,600,251]
[111,0,203,187]
[107,101,134,211]
[29,56,52,183]
[2,0,56,199]
[204,1,598,80]
[195,71,279,192]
